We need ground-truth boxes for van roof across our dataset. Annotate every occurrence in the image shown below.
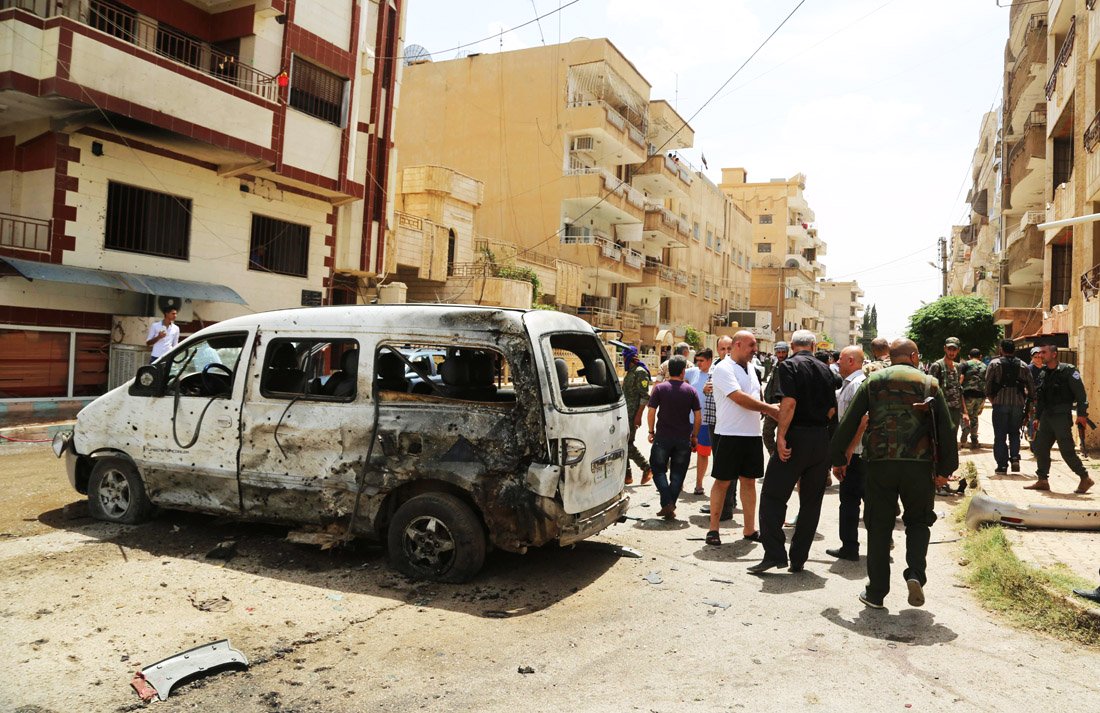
[199,303,554,336]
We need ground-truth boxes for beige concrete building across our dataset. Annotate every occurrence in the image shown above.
[818,279,865,347]
[948,111,1002,304]
[392,39,752,354]
[0,0,405,408]
[719,170,827,341]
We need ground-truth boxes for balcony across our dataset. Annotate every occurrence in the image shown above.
[642,204,690,249]
[785,223,813,252]
[561,170,646,228]
[993,307,1044,337]
[563,100,647,168]
[646,99,693,152]
[1046,18,1075,122]
[631,154,691,199]
[639,258,687,296]
[1003,222,1044,286]
[577,305,641,333]
[781,253,813,274]
[1091,5,1100,59]
[1005,16,1047,132]
[1006,110,1046,210]
[443,263,535,309]
[0,212,51,255]
[1087,109,1100,201]
[1,0,280,169]
[1081,262,1100,301]
[559,227,643,283]
[1048,175,1075,232]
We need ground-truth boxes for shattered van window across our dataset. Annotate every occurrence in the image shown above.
[377,344,515,403]
[546,333,620,409]
[260,338,359,400]
[166,332,247,397]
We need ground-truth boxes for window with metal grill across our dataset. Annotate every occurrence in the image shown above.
[289,56,347,126]
[248,214,310,277]
[105,182,191,259]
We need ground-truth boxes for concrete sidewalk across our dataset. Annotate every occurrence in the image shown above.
[0,420,75,446]
[956,405,1100,586]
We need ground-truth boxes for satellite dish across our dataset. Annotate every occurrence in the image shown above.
[404,44,432,66]
[784,258,801,269]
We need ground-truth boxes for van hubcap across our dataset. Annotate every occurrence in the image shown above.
[403,516,456,571]
[98,470,131,517]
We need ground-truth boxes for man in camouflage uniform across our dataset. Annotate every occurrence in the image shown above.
[862,336,891,376]
[621,346,652,486]
[957,348,987,449]
[928,336,969,451]
[830,338,958,609]
[1026,343,1095,494]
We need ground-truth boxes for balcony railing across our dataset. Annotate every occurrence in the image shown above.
[0,212,51,253]
[1082,263,1100,300]
[1046,16,1076,100]
[577,305,640,330]
[624,248,644,269]
[1086,109,1100,153]
[6,0,281,101]
[566,155,600,176]
[561,227,622,261]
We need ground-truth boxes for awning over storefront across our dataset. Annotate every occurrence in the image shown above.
[0,256,247,305]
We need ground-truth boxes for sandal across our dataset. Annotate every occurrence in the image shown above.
[693,487,705,495]
[705,530,721,546]
[742,531,761,542]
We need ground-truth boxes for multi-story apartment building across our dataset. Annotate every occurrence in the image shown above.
[948,111,1003,304]
[995,2,1048,338]
[719,169,827,342]
[392,39,751,354]
[0,0,405,408]
[818,279,864,347]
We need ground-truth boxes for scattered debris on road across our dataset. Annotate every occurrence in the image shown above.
[517,666,535,675]
[137,639,248,701]
[189,594,232,613]
[205,540,238,560]
[702,599,731,609]
[642,571,663,585]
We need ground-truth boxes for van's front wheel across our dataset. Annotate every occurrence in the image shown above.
[88,458,154,525]
[387,493,485,582]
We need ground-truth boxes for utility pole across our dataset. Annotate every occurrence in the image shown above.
[938,236,948,297]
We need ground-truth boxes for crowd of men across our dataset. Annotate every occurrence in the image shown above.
[623,330,1094,610]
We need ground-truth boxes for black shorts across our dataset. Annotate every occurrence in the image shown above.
[711,434,765,480]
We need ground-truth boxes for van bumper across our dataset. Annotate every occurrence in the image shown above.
[51,431,80,491]
[558,492,630,547]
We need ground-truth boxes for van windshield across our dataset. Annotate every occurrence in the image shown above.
[545,333,620,409]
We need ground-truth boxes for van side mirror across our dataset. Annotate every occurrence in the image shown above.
[129,364,167,397]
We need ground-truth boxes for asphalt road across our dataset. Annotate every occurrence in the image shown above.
[1,440,1097,712]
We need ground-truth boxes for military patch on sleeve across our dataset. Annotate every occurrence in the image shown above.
[641,377,650,389]
[1073,371,1082,380]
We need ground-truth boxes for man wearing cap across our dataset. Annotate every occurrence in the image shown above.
[1027,343,1094,494]
[928,337,969,456]
[957,348,988,449]
[985,340,1034,475]
[621,346,652,485]
[761,341,790,456]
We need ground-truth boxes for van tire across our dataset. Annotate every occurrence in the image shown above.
[88,458,154,525]
[387,493,486,582]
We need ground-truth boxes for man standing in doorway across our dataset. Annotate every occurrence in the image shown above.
[621,346,652,486]
[748,330,837,574]
[830,338,957,608]
[706,331,778,545]
[958,348,988,449]
[985,340,1034,475]
[146,307,180,363]
[827,345,868,562]
[647,355,702,519]
[1027,343,1095,494]
[929,337,969,451]
[761,341,789,456]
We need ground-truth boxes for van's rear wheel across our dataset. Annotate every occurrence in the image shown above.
[387,493,485,582]
[88,458,154,525]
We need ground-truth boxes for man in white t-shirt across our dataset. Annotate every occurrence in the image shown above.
[146,307,180,363]
[705,330,779,546]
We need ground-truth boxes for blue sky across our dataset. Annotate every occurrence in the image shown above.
[403,0,1009,340]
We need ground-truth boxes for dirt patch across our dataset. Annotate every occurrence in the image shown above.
[0,443,85,539]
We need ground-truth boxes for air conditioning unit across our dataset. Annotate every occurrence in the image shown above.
[108,343,151,390]
[570,135,595,152]
[145,295,194,322]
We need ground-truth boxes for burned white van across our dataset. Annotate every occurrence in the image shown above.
[54,305,630,582]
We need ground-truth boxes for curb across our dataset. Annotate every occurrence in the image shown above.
[0,421,76,446]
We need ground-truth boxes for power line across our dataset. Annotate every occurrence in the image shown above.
[403,0,583,61]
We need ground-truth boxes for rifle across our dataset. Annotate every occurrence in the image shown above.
[1078,417,1097,459]
[914,395,939,475]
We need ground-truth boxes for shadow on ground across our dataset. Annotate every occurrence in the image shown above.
[820,606,958,645]
[36,500,622,619]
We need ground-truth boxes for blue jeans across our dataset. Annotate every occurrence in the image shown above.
[649,436,692,509]
[991,404,1023,470]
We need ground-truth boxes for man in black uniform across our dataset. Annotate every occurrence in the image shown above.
[749,330,838,574]
[1026,343,1095,494]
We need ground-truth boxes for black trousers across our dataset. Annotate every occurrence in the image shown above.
[759,425,830,566]
[838,453,866,552]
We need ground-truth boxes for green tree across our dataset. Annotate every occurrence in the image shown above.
[905,295,1000,357]
[683,326,703,351]
[859,302,878,356]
